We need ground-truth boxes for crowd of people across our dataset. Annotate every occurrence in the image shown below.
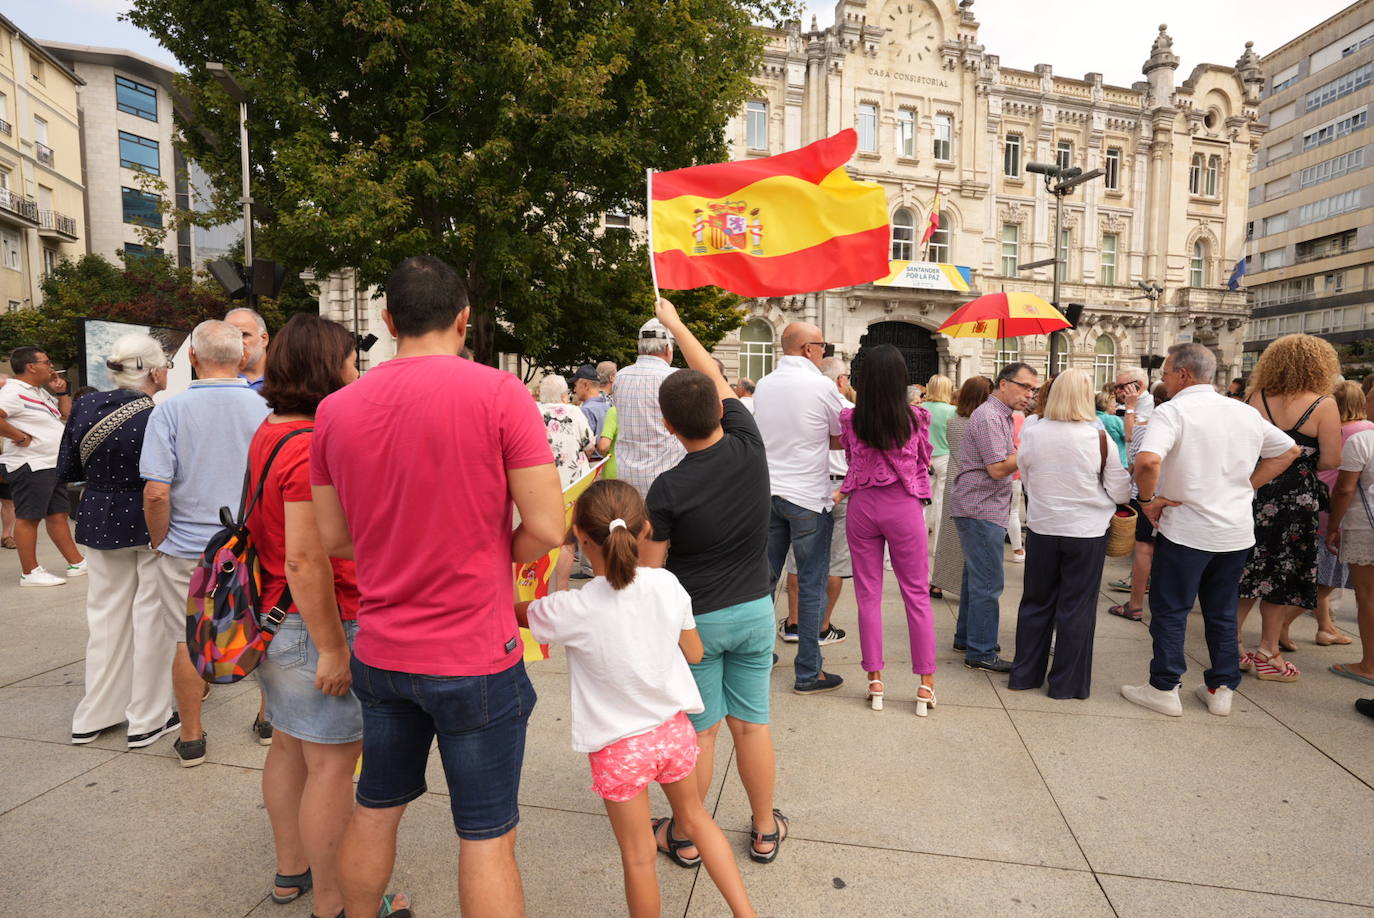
[3,254,1374,916]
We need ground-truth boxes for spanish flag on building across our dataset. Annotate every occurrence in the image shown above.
[650,130,890,297]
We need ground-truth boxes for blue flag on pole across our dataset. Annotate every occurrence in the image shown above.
[1227,257,1246,292]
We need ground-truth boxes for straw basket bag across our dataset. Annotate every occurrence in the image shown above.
[1097,430,1137,558]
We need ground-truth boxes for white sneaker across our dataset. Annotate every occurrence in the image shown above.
[1011,551,1026,564]
[66,560,88,578]
[20,566,66,587]
[1195,684,1234,717]
[1120,682,1183,717]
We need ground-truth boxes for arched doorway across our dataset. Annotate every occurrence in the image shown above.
[853,321,939,387]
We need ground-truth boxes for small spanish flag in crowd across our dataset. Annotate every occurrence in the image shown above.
[650,130,890,297]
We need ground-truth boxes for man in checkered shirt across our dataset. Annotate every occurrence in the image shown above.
[951,361,1039,673]
[614,318,686,498]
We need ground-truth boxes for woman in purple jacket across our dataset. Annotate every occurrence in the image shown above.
[838,344,936,715]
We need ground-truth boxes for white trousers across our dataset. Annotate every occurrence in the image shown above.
[72,546,177,736]
[1008,479,1024,552]
[928,453,949,551]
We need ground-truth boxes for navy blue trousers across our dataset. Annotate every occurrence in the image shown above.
[1009,530,1109,699]
[1147,535,1250,691]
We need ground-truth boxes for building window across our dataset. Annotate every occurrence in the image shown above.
[604,211,630,230]
[1205,155,1219,197]
[1056,140,1072,172]
[1003,134,1021,177]
[1259,249,1284,271]
[115,75,158,121]
[118,131,161,175]
[1192,242,1209,285]
[927,226,949,264]
[1188,154,1203,195]
[857,103,878,153]
[1327,272,1346,294]
[933,114,952,161]
[1104,147,1121,190]
[123,242,165,259]
[1296,188,1363,225]
[1300,148,1366,188]
[1093,336,1117,389]
[745,101,767,151]
[42,247,57,275]
[1,230,19,270]
[121,186,162,227]
[891,207,915,261]
[1048,330,1070,376]
[897,108,915,158]
[1000,223,1019,276]
[1261,213,1288,236]
[1305,63,1372,113]
[1100,234,1118,286]
[995,336,1020,368]
[30,58,44,84]
[1303,110,1368,150]
[6,300,20,313]
[739,319,775,381]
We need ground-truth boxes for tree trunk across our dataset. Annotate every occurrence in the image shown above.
[469,300,498,366]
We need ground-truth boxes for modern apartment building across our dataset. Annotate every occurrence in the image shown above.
[0,14,86,311]
[1245,0,1374,369]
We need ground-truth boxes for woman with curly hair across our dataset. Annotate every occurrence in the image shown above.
[1236,334,1342,682]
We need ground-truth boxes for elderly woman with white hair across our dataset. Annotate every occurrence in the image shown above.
[539,372,595,589]
[55,333,179,747]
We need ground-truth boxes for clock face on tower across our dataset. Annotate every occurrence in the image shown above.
[882,0,938,65]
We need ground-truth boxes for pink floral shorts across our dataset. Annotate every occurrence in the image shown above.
[588,712,699,802]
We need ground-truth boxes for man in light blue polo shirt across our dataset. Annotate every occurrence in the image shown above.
[141,319,269,766]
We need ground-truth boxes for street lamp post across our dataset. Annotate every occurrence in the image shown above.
[1018,162,1105,375]
[1130,281,1166,381]
[206,63,252,269]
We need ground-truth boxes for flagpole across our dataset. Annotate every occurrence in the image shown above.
[645,168,660,301]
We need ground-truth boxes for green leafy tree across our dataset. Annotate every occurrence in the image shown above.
[0,253,231,372]
[127,0,794,364]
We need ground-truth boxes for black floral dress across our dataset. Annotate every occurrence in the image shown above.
[1239,395,1326,609]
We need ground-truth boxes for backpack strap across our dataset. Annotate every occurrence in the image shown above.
[233,427,315,526]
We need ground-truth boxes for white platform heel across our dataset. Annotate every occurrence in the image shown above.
[916,683,937,717]
[867,679,884,711]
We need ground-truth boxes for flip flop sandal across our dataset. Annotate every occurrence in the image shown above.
[749,810,789,864]
[311,912,345,918]
[652,816,701,868]
[270,868,312,904]
[1279,640,1298,654]
[1329,664,1374,687]
[378,893,413,917]
[1,537,15,549]
[1108,603,1144,622]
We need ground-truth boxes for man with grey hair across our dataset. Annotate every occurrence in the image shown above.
[224,307,270,392]
[614,318,684,498]
[596,360,617,396]
[1122,342,1299,718]
[141,320,269,765]
[1107,363,1157,611]
[733,377,756,413]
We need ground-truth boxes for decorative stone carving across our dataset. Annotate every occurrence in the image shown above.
[1100,212,1126,234]
[998,201,1028,226]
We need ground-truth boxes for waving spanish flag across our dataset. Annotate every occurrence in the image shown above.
[650,130,890,297]
[921,179,942,247]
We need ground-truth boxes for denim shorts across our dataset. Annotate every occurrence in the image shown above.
[256,617,363,744]
[687,595,775,732]
[350,657,537,840]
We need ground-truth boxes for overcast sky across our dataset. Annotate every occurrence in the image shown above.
[12,0,1359,84]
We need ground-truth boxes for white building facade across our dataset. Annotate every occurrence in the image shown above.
[712,1,1263,387]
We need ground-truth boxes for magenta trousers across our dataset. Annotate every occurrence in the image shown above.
[846,482,936,675]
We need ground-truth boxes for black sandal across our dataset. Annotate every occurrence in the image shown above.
[270,868,312,904]
[652,816,701,868]
[749,809,789,864]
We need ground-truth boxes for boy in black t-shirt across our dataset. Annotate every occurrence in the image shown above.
[641,298,789,867]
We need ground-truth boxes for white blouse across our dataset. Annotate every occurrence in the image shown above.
[1019,418,1132,538]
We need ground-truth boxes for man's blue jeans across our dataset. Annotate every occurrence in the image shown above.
[766,496,833,685]
[1147,535,1249,691]
[953,516,1006,663]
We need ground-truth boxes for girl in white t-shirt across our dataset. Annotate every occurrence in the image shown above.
[518,480,761,918]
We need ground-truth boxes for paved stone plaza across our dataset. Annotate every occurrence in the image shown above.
[3,539,1373,917]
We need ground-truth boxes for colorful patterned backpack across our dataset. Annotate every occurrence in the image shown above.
[185,428,312,684]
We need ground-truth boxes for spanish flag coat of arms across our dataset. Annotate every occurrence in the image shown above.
[650,130,890,297]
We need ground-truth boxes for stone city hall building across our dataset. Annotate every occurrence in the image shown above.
[713,0,1263,389]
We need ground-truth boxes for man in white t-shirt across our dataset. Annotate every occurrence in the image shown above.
[1325,412,1374,686]
[0,347,85,586]
[1122,343,1297,718]
[733,378,755,413]
[754,322,846,694]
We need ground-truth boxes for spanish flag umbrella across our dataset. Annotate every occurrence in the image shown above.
[937,291,1070,339]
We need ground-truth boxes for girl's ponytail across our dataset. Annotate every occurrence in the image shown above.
[572,479,649,590]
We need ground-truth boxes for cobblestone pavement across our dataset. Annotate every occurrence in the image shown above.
[4,539,1374,916]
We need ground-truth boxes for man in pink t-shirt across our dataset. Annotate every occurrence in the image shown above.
[312,255,563,918]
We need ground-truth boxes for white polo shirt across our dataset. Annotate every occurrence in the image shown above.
[753,356,844,512]
[1139,384,1295,553]
[0,378,65,472]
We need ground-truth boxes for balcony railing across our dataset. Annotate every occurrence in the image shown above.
[35,142,53,166]
[0,188,39,223]
[0,119,10,136]
[38,210,77,238]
